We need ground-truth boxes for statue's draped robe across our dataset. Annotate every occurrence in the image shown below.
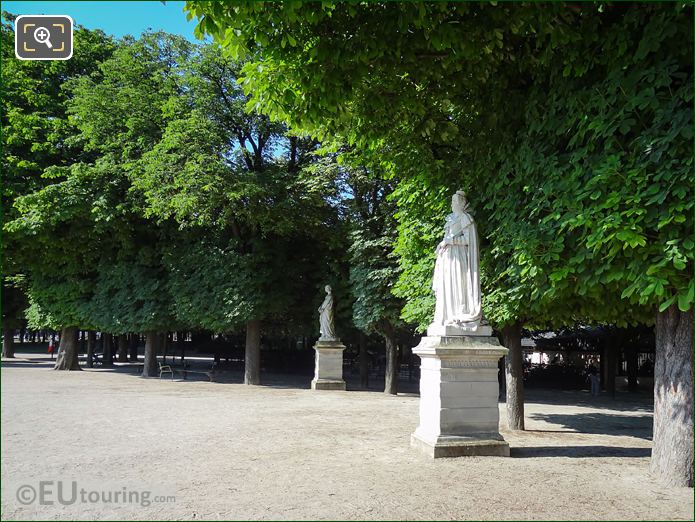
[432,208,482,326]
[319,294,337,340]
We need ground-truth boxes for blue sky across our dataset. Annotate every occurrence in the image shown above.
[2,1,200,40]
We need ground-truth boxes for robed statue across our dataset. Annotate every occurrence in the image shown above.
[431,190,482,330]
[318,285,338,340]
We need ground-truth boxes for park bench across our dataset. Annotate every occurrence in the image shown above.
[90,351,120,366]
[159,362,174,379]
[158,361,215,381]
[179,365,215,382]
[90,351,105,366]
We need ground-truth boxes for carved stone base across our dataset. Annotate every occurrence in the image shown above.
[311,340,346,391]
[311,379,347,391]
[411,335,509,458]
[411,433,510,458]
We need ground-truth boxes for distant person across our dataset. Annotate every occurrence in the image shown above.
[587,364,600,396]
[47,340,56,360]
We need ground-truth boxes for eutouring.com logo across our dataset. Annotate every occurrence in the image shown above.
[16,481,176,507]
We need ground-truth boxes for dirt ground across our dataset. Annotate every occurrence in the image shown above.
[1,354,692,521]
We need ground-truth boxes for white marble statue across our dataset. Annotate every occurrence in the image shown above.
[318,285,338,340]
[431,190,482,330]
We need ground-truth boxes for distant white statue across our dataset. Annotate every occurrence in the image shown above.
[431,190,482,330]
[318,285,338,340]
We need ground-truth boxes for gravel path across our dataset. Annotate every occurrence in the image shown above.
[1,357,691,520]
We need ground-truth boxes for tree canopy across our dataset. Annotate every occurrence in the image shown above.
[184,1,693,332]
[1,15,115,330]
[5,29,342,339]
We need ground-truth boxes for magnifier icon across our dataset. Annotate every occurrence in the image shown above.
[33,26,53,48]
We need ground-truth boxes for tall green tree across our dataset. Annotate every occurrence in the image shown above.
[186,1,693,486]
[7,32,190,373]
[2,15,116,364]
[1,14,115,360]
[132,44,341,384]
[309,153,407,393]
[346,164,405,394]
[65,32,195,375]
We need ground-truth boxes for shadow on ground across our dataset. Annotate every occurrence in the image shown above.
[511,445,651,458]
[0,360,49,368]
[528,412,653,440]
[523,388,653,412]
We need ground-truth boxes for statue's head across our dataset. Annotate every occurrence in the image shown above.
[325,285,332,294]
[451,190,467,214]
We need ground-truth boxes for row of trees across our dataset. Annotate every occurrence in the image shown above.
[2,3,692,487]
[183,1,693,487]
[1,16,407,387]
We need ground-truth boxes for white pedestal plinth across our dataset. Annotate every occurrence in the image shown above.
[311,340,346,390]
[412,335,510,457]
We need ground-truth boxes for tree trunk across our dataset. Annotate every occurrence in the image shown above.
[177,331,185,363]
[128,334,139,361]
[626,343,638,392]
[102,333,114,367]
[244,319,261,385]
[86,331,96,368]
[2,327,14,358]
[602,342,617,398]
[498,356,507,401]
[502,321,525,430]
[162,334,169,364]
[650,305,693,487]
[383,331,398,395]
[116,334,128,362]
[406,345,414,381]
[142,331,162,378]
[359,332,369,389]
[191,331,211,348]
[54,327,81,370]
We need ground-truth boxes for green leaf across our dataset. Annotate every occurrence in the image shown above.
[658,295,677,312]
[677,292,692,312]
[673,258,686,270]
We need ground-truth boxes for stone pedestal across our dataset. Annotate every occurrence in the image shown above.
[411,334,510,457]
[311,339,346,390]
